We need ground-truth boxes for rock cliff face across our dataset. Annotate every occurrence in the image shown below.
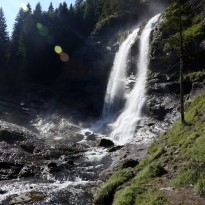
[93,1,205,204]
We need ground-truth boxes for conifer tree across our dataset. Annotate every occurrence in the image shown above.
[179,0,185,123]
[33,2,42,21]
[0,7,9,68]
[9,5,32,82]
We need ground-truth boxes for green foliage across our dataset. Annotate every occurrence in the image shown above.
[173,169,197,187]
[0,7,9,67]
[96,93,205,205]
[184,71,205,82]
[94,169,134,205]
[136,191,169,205]
[156,0,205,63]
[113,185,144,205]
[195,179,205,196]
[135,162,166,181]
[99,0,146,25]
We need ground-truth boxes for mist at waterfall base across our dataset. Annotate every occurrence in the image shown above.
[91,14,161,145]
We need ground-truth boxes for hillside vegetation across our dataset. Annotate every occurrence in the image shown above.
[94,92,205,205]
[94,0,205,203]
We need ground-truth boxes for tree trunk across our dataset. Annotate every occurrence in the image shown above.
[179,0,185,123]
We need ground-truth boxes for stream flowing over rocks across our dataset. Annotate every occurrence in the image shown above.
[0,76,181,205]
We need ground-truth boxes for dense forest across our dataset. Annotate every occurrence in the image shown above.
[0,0,159,84]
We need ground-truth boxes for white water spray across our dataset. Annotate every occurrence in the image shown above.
[111,14,161,144]
[91,28,140,131]
[103,28,140,120]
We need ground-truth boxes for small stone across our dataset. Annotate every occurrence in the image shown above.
[85,132,91,136]
[66,161,74,165]
[86,133,96,141]
[47,162,57,168]
[109,146,124,152]
[0,190,6,194]
[19,165,35,177]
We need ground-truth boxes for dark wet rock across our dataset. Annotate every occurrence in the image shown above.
[122,159,139,168]
[150,105,171,121]
[86,133,97,141]
[85,131,92,136]
[19,165,36,177]
[66,160,75,165]
[97,138,114,147]
[0,162,19,169]
[43,162,61,174]
[148,122,155,126]
[0,162,23,180]
[47,162,57,168]
[99,144,147,180]
[148,81,180,94]
[20,144,35,153]
[189,82,205,99]
[75,133,84,141]
[53,143,89,155]
[0,190,6,194]
[0,129,24,144]
[108,146,124,152]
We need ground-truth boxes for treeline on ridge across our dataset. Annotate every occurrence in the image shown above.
[0,0,160,85]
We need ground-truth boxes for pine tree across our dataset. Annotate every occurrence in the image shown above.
[10,8,27,59]
[48,3,55,17]
[179,0,185,123]
[9,5,32,83]
[0,7,9,67]
[33,2,42,19]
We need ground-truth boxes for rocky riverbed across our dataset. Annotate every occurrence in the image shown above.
[0,87,180,205]
[0,66,185,204]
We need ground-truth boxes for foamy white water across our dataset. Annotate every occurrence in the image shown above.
[91,28,140,131]
[103,28,140,119]
[111,14,161,144]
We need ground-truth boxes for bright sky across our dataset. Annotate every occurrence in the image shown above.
[0,0,76,35]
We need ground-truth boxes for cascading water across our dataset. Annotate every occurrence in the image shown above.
[103,28,140,119]
[110,14,161,144]
[91,28,140,131]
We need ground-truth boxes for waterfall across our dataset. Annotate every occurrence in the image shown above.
[110,14,161,144]
[103,28,140,120]
[91,28,140,131]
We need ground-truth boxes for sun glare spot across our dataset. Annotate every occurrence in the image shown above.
[39,26,49,36]
[54,46,63,54]
[21,3,29,12]
[36,23,43,30]
[60,53,69,62]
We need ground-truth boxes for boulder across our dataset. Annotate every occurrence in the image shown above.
[20,144,35,154]
[122,159,139,168]
[19,165,35,177]
[97,138,114,148]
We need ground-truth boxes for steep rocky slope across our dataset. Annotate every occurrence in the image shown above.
[94,0,205,204]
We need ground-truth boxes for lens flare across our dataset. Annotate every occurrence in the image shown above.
[21,3,29,12]
[54,46,63,54]
[60,53,69,62]
[36,23,43,30]
[39,26,49,36]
